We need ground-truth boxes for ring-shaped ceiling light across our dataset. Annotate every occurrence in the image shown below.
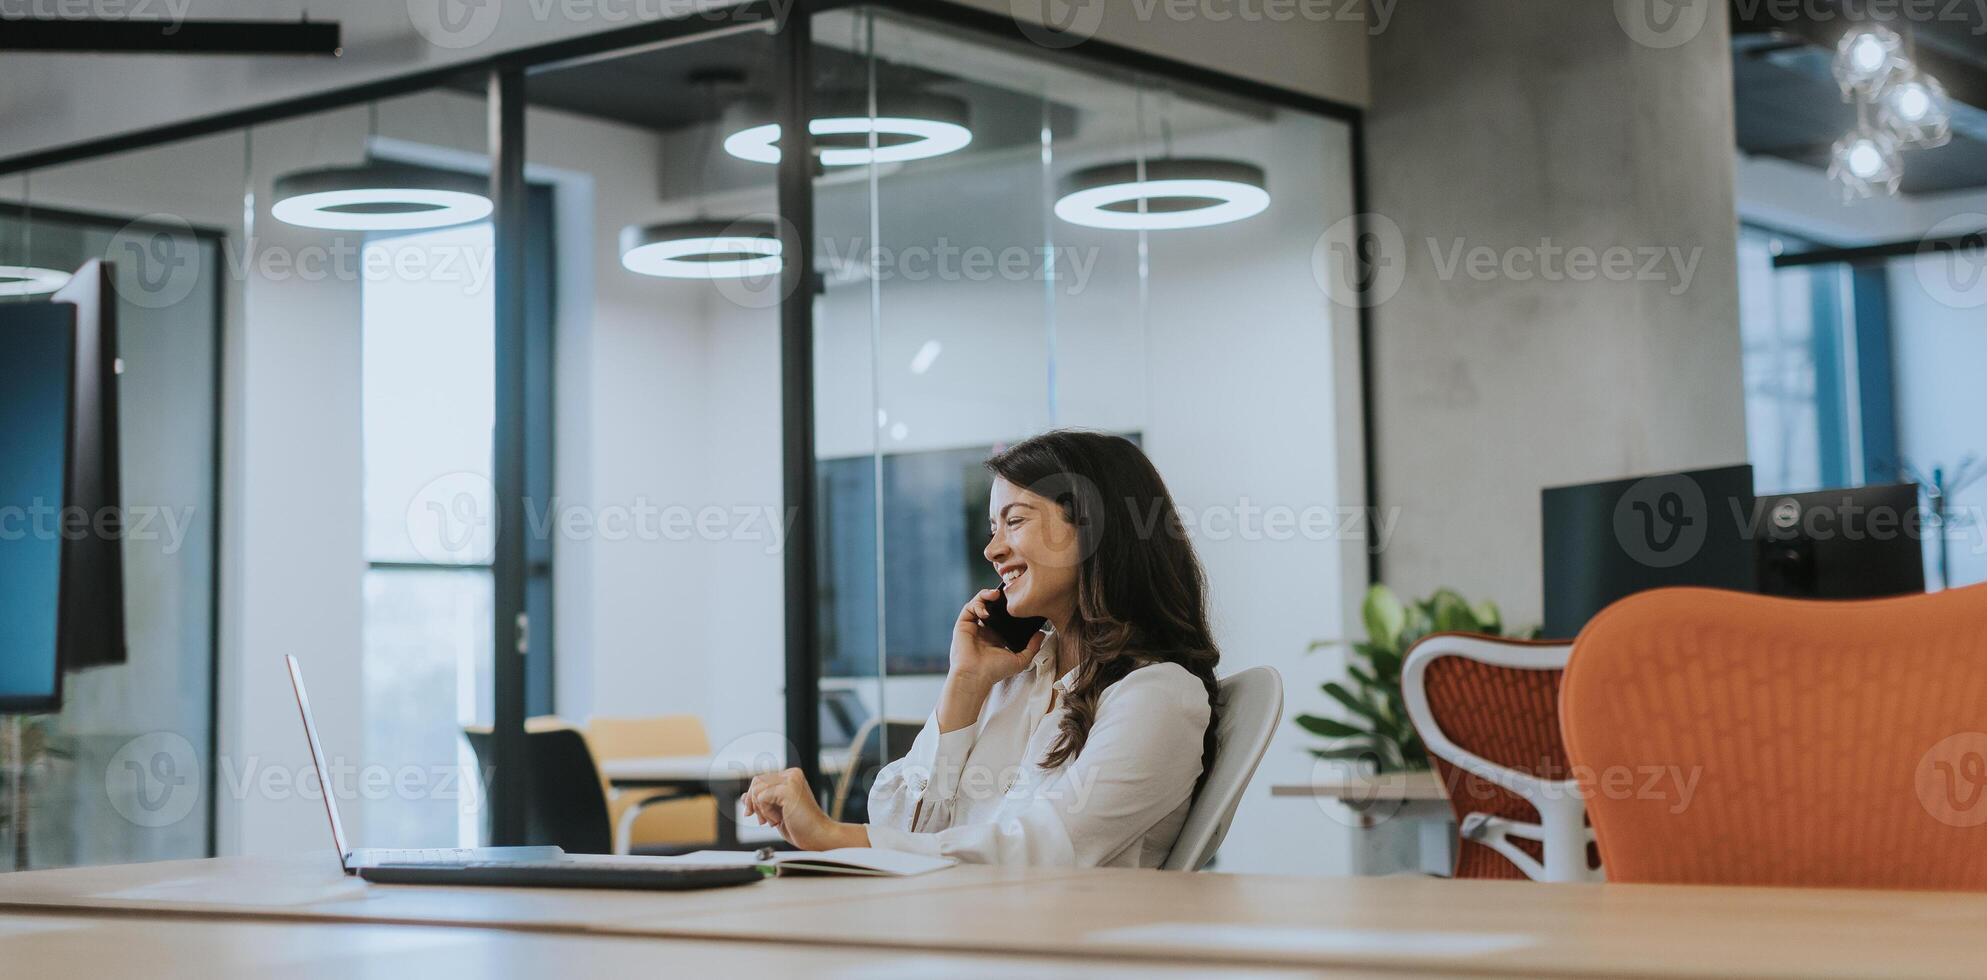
[0,265,71,297]
[271,162,493,231]
[1054,158,1270,231]
[620,219,782,280]
[721,93,972,167]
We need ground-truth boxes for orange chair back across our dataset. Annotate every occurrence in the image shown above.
[1412,634,1588,879]
[1562,584,1987,889]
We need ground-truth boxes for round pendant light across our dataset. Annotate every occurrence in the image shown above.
[721,92,972,167]
[1054,158,1270,231]
[619,219,782,280]
[1880,72,1953,149]
[271,162,493,231]
[0,264,70,297]
[1834,25,1905,97]
[1828,128,1902,199]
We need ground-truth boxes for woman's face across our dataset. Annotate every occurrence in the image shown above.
[985,476,1082,625]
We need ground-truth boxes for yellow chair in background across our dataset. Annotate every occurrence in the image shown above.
[585,715,719,851]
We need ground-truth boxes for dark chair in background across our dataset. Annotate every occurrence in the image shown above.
[829,718,928,824]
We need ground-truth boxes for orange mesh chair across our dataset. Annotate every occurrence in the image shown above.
[1402,633,1600,882]
[1562,584,1987,889]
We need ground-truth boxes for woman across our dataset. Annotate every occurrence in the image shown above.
[742,429,1221,867]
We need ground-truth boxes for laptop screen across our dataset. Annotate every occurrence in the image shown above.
[285,655,352,868]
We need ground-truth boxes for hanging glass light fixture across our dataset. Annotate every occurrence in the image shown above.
[1879,71,1952,149]
[1834,25,1906,96]
[1054,158,1270,231]
[1828,127,1903,199]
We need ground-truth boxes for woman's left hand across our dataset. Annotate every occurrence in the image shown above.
[740,768,868,851]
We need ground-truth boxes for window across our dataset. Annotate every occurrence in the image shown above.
[361,220,497,848]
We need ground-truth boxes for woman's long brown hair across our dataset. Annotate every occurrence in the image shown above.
[986,430,1221,795]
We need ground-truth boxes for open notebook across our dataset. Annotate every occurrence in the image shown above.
[675,847,956,877]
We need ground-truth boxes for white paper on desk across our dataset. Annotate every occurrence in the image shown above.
[674,847,956,877]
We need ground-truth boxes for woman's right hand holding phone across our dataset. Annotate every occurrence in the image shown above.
[937,588,1045,732]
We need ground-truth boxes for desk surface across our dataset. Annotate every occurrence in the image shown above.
[5,853,1987,977]
[0,912,1367,980]
[1270,769,1449,802]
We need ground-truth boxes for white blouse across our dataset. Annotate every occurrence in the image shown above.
[865,633,1212,868]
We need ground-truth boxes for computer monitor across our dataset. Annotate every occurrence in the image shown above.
[0,303,77,711]
[51,260,127,672]
[1754,483,1926,599]
[1541,463,1758,639]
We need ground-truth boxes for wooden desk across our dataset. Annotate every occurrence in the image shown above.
[0,851,1078,933]
[7,853,1987,977]
[0,912,1368,979]
[1272,770,1456,875]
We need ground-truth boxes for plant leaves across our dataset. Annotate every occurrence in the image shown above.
[1294,714,1368,739]
[1469,599,1503,634]
[1324,681,1388,725]
[1362,583,1405,650]
[1309,745,1386,763]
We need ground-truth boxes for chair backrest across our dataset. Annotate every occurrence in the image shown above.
[1402,632,1596,882]
[1562,583,1987,889]
[463,720,614,854]
[583,715,711,759]
[830,718,926,822]
[1162,666,1282,871]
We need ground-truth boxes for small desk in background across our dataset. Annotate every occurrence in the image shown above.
[599,750,851,849]
[1272,770,1456,875]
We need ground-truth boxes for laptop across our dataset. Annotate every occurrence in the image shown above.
[286,655,762,891]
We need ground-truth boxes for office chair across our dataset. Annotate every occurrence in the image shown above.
[1162,666,1282,871]
[586,715,719,851]
[829,718,927,823]
[1562,583,1987,889]
[1401,633,1600,882]
[463,720,688,855]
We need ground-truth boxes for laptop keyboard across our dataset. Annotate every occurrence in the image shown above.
[456,860,747,872]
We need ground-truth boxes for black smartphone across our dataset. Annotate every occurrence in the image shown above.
[983,584,1048,653]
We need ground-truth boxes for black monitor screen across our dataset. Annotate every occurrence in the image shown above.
[0,302,75,711]
[1541,463,1758,639]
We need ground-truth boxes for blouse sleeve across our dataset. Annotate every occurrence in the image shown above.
[863,710,983,835]
[864,664,1210,867]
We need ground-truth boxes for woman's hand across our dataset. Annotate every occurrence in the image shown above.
[936,589,1047,734]
[740,768,868,852]
[950,588,1046,688]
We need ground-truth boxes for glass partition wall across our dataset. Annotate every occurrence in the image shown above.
[0,1,1363,865]
[808,4,1358,852]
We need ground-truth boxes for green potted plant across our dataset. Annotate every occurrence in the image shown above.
[1295,584,1533,773]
